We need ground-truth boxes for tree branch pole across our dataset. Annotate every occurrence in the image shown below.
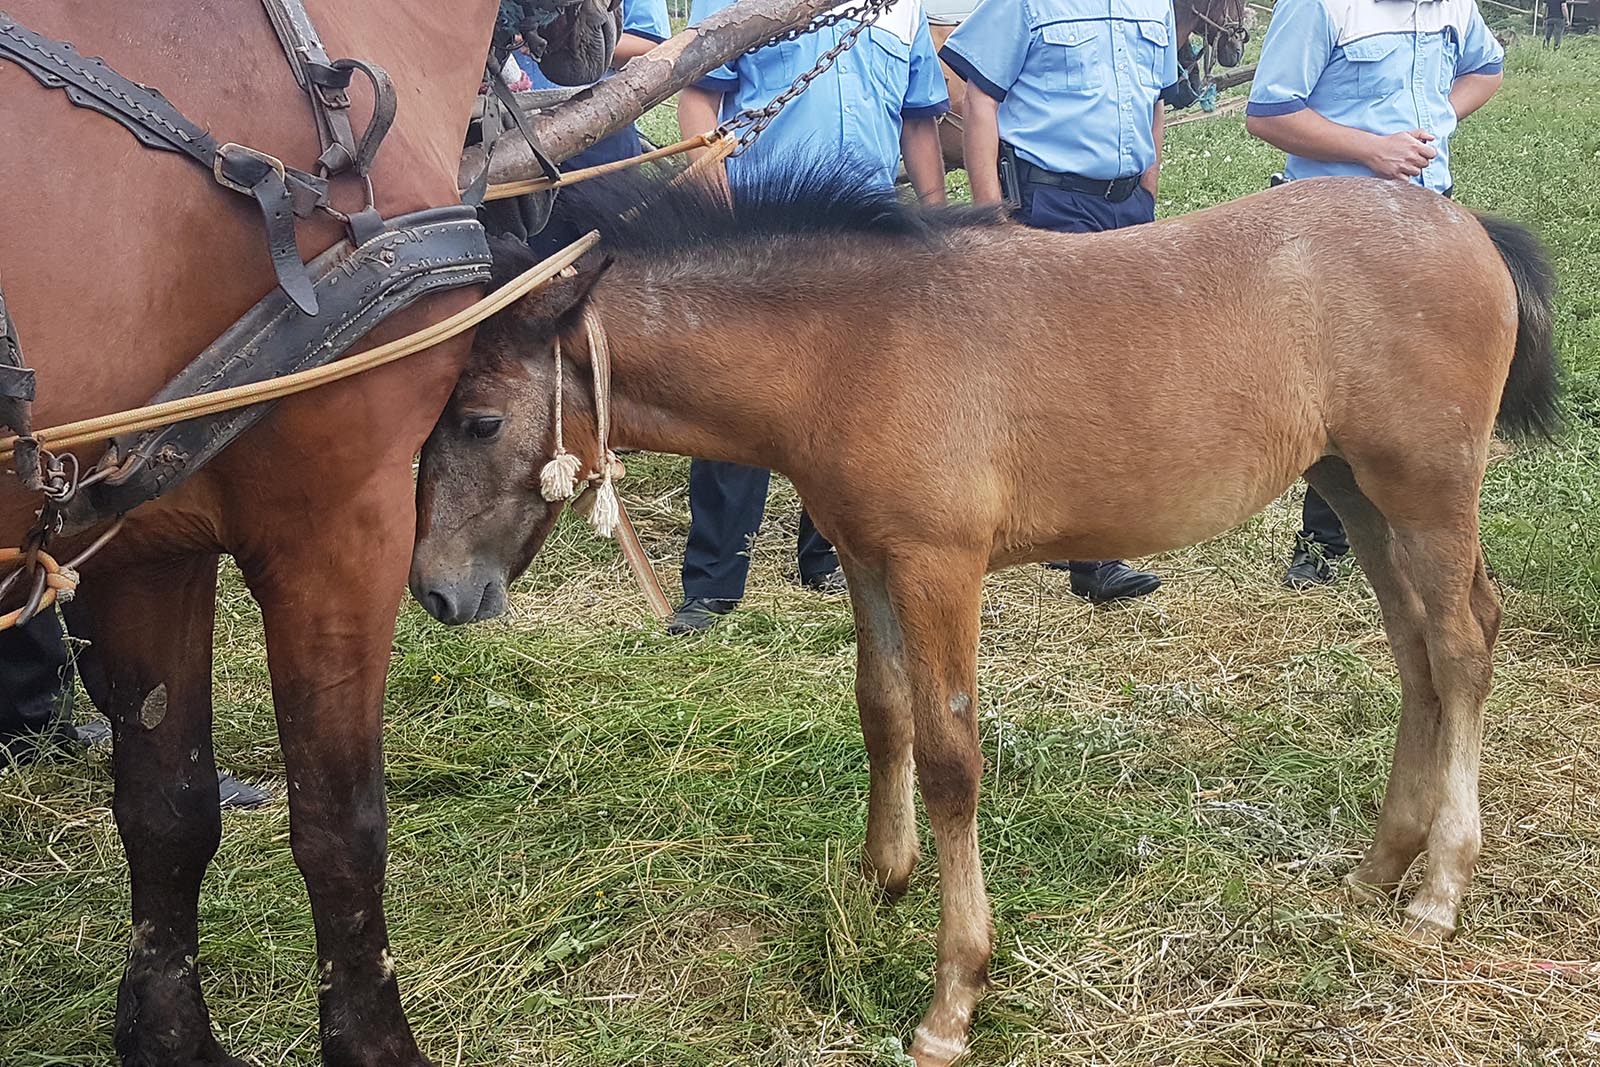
[460,0,842,189]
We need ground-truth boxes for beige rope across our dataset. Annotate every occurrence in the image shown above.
[0,232,601,466]
[482,134,717,202]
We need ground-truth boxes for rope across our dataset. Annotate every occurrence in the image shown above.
[0,231,601,465]
[0,547,77,629]
[482,133,717,201]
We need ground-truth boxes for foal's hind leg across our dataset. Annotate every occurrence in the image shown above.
[842,558,920,897]
[1304,462,1438,895]
[85,554,245,1067]
[1311,458,1497,937]
[877,547,990,1067]
[1389,524,1496,938]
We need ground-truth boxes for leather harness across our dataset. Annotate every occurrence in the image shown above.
[0,2,507,531]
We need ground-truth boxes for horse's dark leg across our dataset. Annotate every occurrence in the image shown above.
[1304,460,1439,897]
[880,547,990,1067]
[89,554,243,1067]
[841,557,919,898]
[241,500,430,1067]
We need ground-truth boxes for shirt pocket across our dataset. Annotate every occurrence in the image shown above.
[1335,35,1406,100]
[1038,21,1105,91]
[862,26,913,105]
[1133,18,1170,87]
[1436,30,1460,94]
[746,37,807,95]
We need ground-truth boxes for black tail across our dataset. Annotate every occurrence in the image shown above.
[1477,213,1563,439]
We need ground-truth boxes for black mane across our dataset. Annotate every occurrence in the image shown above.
[487,157,1002,283]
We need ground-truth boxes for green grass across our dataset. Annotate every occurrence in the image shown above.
[4,36,1600,1067]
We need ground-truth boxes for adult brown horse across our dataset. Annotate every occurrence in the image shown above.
[0,3,498,1064]
[409,166,1559,1065]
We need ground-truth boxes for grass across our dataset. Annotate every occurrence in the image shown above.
[4,35,1600,1067]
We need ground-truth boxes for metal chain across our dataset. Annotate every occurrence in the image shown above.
[714,0,900,155]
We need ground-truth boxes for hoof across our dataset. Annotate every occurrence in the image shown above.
[910,1026,967,1067]
[861,852,918,903]
[1401,899,1458,943]
[1344,870,1395,907]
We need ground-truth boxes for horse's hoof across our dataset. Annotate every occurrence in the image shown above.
[1344,870,1395,907]
[1401,898,1458,943]
[910,1026,968,1066]
[861,852,918,903]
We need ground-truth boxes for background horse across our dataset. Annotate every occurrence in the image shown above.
[410,166,1558,1066]
[0,3,496,1064]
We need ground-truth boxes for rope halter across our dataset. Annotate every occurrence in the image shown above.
[536,304,623,539]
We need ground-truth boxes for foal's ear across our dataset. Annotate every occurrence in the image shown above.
[507,253,614,339]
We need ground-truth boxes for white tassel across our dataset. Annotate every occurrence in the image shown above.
[539,452,582,501]
[588,477,620,539]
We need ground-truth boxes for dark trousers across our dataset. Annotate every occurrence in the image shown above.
[1543,17,1565,47]
[681,460,837,602]
[1019,182,1157,573]
[0,610,74,760]
[1298,487,1350,556]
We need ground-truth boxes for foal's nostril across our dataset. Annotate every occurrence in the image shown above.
[421,589,454,623]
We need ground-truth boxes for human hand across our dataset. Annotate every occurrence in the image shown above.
[1365,129,1438,179]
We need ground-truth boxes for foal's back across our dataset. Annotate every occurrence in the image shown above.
[807,179,1516,566]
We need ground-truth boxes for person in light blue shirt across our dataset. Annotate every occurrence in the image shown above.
[678,0,951,193]
[939,0,1177,605]
[1246,0,1502,588]
[1246,0,1504,196]
[667,0,949,634]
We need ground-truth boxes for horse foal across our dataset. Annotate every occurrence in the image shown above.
[410,168,1559,1065]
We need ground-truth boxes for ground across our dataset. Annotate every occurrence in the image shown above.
[3,34,1599,1067]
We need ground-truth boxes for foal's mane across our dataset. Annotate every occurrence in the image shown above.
[534,158,1002,264]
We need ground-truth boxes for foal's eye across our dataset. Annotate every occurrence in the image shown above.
[465,416,505,440]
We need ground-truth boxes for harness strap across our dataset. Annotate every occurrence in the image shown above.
[0,10,335,312]
[0,271,37,490]
[259,0,359,175]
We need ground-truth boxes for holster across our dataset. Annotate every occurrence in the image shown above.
[998,142,1024,213]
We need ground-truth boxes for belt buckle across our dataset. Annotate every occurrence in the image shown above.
[213,142,288,194]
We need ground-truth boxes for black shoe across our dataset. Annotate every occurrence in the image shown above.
[218,771,272,810]
[1067,561,1162,604]
[800,567,848,595]
[73,719,113,752]
[1283,546,1340,589]
[666,597,737,635]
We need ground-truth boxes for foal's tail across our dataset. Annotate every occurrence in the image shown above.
[1477,213,1563,439]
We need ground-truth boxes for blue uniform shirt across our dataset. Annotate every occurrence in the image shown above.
[939,0,1179,180]
[689,0,950,190]
[1247,0,1503,192]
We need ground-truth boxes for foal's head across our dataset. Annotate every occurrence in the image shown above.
[410,237,609,625]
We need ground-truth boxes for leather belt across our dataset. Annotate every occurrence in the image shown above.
[1017,159,1143,203]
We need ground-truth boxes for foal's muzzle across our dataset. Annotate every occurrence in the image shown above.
[409,565,509,626]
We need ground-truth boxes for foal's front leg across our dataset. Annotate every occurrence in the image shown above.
[241,497,431,1067]
[879,549,990,1067]
[843,560,919,898]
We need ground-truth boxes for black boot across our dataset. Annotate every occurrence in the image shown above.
[666,597,737,636]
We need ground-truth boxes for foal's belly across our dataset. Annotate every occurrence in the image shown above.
[999,431,1323,567]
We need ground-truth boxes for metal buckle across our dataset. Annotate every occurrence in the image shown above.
[213,142,288,195]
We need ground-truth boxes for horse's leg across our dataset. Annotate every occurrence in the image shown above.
[1388,518,1495,939]
[1303,461,1438,895]
[89,554,243,1067]
[841,557,919,898]
[240,499,429,1067]
[880,548,989,1067]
